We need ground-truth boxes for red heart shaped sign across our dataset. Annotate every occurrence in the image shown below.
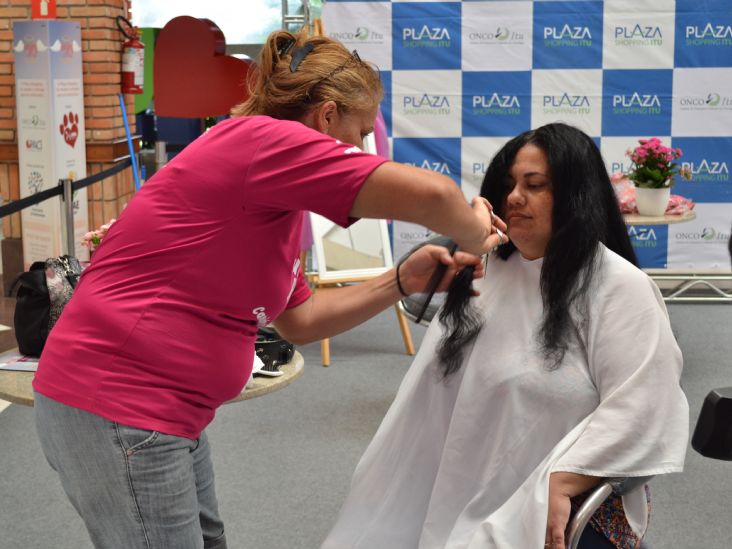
[154,16,252,118]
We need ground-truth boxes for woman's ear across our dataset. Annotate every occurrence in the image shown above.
[315,100,338,135]
[299,100,339,135]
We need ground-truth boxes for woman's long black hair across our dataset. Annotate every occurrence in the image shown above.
[437,123,637,377]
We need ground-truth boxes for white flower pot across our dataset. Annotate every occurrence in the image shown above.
[635,186,671,217]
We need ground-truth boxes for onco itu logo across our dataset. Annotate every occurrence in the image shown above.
[685,23,732,46]
[678,92,732,111]
[399,228,434,241]
[612,93,662,115]
[469,27,525,45]
[402,25,451,48]
[472,93,521,116]
[402,94,451,115]
[330,27,384,43]
[614,24,663,46]
[543,25,592,47]
[675,227,730,242]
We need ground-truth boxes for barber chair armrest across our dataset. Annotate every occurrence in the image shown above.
[566,475,654,549]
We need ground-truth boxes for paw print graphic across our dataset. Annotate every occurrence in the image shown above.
[59,111,79,148]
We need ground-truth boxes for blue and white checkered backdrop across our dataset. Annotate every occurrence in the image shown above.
[323,0,732,270]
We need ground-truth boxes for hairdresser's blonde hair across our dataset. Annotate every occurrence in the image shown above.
[231,30,383,120]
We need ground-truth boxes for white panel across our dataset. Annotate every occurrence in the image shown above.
[672,68,732,137]
[392,70,462,138]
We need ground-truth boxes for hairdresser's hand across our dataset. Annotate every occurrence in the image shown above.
[397,245,484,296]
[454,197,509,255]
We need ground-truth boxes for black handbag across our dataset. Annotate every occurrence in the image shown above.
[255,326,295,374]
[10,255,82,357]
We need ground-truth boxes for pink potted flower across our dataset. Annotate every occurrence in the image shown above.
[625,138,692,216]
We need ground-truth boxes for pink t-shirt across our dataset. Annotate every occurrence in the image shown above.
[33,116,387,439]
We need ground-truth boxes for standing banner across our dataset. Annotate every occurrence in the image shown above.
[324,0,732,270]
[13,20,89,267]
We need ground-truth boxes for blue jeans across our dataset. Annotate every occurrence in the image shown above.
[34,392,227,549]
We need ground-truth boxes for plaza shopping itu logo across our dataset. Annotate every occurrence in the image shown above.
[402,94,451,116]
[405,158,451,175]
[542,93,591,115]
[543,24,592,47]
[471,160,488,177]
[685,23,732,46]
[330,26,384,44]
[628,226,658,248]
[612,92,662,115]
[402,25,451,48]
[613,24,663,47]
[468,27,525,46]
[471,93,521,116]
[610,160,632,174]
[680,158,730,182]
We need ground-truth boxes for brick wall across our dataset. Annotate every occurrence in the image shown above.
[0,0,136,246]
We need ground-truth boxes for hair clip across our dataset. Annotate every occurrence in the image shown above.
[290,43,315,73]
[277,38,295,57]
[272,38,296,71]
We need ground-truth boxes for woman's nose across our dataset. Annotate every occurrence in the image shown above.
[506,186,524,206]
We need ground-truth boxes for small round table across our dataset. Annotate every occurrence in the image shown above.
[622,210,696,226]
[0,351,304,407]
[621,210,731,302]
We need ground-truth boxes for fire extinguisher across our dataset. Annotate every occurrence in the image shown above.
[117,16,144,94]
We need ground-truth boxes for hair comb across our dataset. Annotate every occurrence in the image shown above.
[416,241,458,324]
[290,43,315,73]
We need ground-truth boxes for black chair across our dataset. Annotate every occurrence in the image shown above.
[692,387,732,461]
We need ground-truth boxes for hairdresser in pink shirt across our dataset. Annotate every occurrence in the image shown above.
[33,30,506,549]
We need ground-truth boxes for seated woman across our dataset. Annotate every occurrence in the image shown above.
[321,123,689,549]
